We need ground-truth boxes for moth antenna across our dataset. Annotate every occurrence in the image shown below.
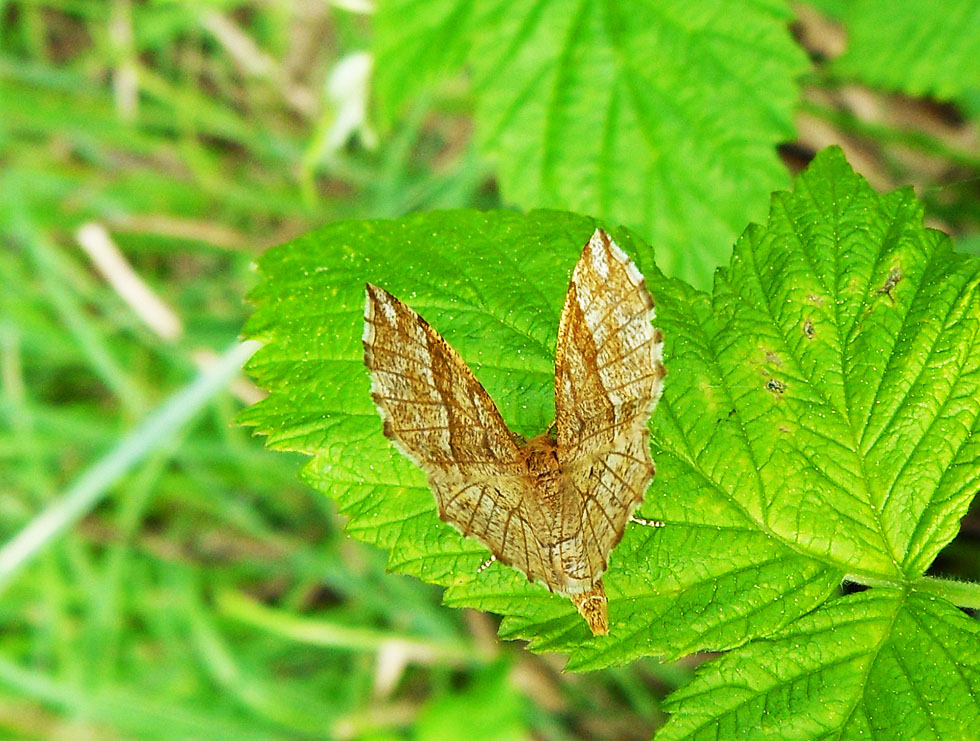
[630,515,666,528]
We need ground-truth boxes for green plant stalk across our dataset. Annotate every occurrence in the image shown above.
[0,340,260,595]
[844,573,980,609]
[182,578,334,732]
[216,588,487,665]
[913,576,980,609]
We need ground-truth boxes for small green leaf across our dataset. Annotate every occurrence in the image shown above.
[372,0,809,287]
[814,0,980,101]
[659,590,980,739]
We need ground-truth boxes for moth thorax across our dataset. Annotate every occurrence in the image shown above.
[522,434,560,476]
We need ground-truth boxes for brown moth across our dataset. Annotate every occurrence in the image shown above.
[362,229,665,635]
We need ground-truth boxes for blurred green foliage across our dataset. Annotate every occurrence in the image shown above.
[1,1,979,739]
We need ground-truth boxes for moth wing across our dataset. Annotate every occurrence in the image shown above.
[363,284,559,591]
[553,230,665,579]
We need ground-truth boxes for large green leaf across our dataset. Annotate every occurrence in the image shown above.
[372,0,809,287]
[650,148,980,735]
[660,589,980,739]
[242,149,980,687]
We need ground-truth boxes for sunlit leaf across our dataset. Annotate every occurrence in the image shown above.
[243,149,980,694]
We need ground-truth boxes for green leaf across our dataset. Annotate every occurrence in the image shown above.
[242,148,980,684]
[372,0,809,287]
[813,0,980,101]
[241,207,832,670]
[688,146,980,582]
[659,589,980,739]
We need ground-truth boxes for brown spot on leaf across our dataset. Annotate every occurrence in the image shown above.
[766,379,786,394]
[803,319,815,339]
[878,267,902,301]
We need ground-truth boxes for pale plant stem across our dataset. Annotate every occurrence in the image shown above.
[0,341,260,595]
[76,222,184,341]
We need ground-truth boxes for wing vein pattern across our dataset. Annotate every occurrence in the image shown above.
[363,229,664,635]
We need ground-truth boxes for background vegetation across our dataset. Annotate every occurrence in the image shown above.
[2,2,979,739]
